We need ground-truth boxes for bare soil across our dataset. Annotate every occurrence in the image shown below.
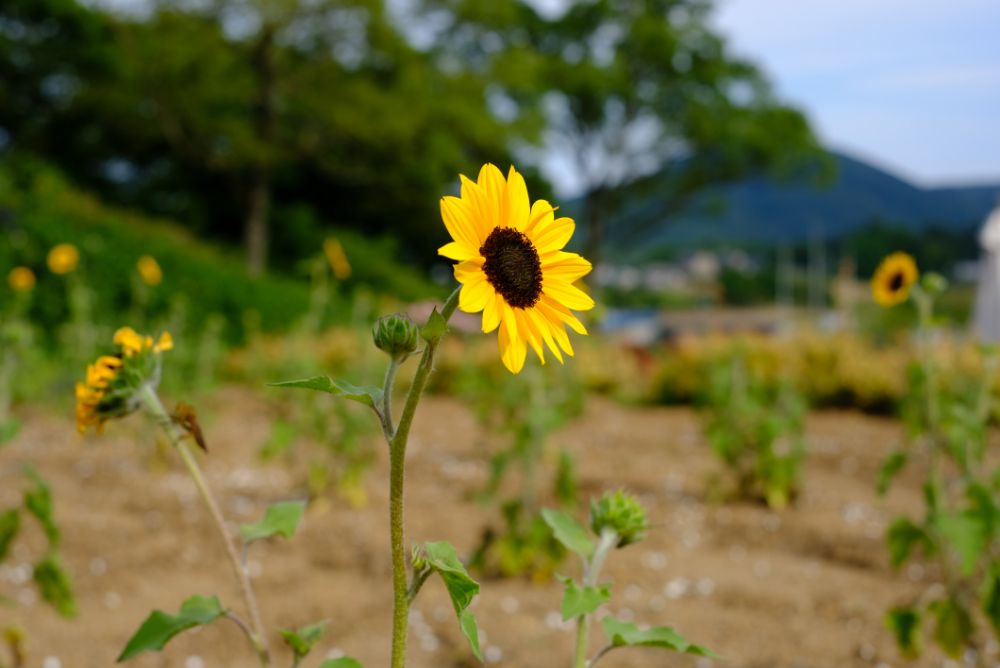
[1,388,943,667]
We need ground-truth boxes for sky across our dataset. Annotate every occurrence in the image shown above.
[710,0,1000,187]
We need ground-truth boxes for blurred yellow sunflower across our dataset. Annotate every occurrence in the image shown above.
[47,243,79,275]
[439,164,594,374]
[137,255,163,286]
[8,266,36,292]
[323,237,352,279]
[871,252,918,307]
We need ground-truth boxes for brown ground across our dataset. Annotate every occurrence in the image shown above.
[1,387,945,668]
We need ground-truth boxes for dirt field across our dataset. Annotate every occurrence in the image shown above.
[1,387,948,667]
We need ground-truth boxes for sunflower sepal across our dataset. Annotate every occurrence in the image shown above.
[420,307,448,344]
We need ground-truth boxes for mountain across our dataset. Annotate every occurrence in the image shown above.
[596,152,1000,259]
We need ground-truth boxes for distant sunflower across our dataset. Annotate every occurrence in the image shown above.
[871,252,918,307]
[47,243,79,275]
[439,164,594,374]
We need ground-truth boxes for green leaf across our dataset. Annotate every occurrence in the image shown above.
[23,466,59,548]
[0,508,20,561]
[560,577,610,620]
[886,606,922,658]
[421,541,483,662]
[983,566,1000,637]
[319,659,363,668]
[117,595,226,661]
[240,500,307,544]
[279,621,327,658]
[33,556,76,618]
[421,307,448,343]
[0,418,21,444]
[601,617,716,657]
[541,508,595,558]
[929,598,973,658]
[887,518,929,569]
[877,451,908,496]
[268,377,383,410]
[936,513,985,576]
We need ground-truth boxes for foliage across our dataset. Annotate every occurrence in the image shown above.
[424,0,825,260]
[544,492,713,667]
[455,361,584,578]
[0,467,77,624]
[701,348,808,508]
[880,280,1000,662]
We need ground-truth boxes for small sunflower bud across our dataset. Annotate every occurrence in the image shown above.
[590,490,649,548]
[372,313,419,358]
[922,272,948,296]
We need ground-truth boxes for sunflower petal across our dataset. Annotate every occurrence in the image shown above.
[439,241,477,261]
[441,196,482,250]
[459,276,492,313]
[532,216,575,254]
[543,280,595,311]
[482,291,502,333]
[506,166,530,231]
[453,258,485,283]
[527,307,563,364]
[524,199,556,237]
[538,295,588,336]
[498,311,527,374]
[478,164,507,228]
[541,252,592,282]
[517,309,546,365]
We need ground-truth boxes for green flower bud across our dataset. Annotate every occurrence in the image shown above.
[590,490,648,548]
[372,313,419,358]
[921,272,948,296]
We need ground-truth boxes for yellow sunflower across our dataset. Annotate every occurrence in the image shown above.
[137,255,163,286]
[8,266,36,292]
[438,164,594,374]
[871,252,918,307]
[47,243,79,275]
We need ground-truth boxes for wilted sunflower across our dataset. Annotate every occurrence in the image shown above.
[47,243,79,275]
[871,252,918,307]
[438,164,594,374]
[76,327,174,434]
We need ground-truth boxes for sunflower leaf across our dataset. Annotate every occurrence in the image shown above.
[117,595,226,661]
[33,556,76,618]
[240,500,307,544]
[601,617,716,657]
[0,508,20,561]
[421,541,483,662]
[559,577,610,620]
[279,620,327,658]
[542,508,595,558]
[268,376,383,410]
[319,659,364,668]
[23,465,59,548]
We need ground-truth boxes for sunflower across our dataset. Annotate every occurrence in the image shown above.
[76,328,174,434]
[137,255,163,286]
[438,164,594,374]
[8,266,36,292]
[47,243,79,275]
[871,252,918,307]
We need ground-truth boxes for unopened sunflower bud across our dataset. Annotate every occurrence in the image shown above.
[590,490,648,548]
[922,272,948,296]
[373,313,419,358]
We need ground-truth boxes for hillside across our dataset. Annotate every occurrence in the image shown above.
[599,152,1000,259]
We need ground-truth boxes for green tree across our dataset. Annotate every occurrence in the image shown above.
[420,0,827,260]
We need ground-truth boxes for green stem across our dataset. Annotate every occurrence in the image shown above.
[388,288,460,668]
[139,386,271,667]
[382,357,400,439]
[573,530,618,668]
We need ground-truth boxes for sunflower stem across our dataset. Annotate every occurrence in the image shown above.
[573,529,618,668]
[138,385,271,668]
[388,286,460,668]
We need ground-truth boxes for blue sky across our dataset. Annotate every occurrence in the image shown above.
[712,0,1000,186]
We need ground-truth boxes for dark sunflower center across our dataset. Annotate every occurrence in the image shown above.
[888,271,905,292]
[480,227,543,308]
